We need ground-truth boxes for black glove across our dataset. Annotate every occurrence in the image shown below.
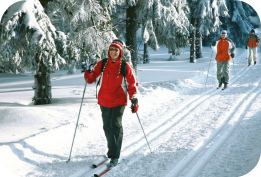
[211,41,216,47]
[231,53,235,58]
[131,98,139,113]
[245,45,248,49]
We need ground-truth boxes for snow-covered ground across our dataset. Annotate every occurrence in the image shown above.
[1,45,261,177]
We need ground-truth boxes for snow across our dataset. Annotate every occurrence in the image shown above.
[1,42,261,177]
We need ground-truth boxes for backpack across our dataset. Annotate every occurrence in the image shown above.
[96,58,128,98]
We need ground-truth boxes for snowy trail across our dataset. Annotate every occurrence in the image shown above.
[69,51,259,177]
[1,49,261,177]
[166,65,261,177]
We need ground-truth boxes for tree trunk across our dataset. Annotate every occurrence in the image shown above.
[125,5,138,72]
[190,18,196,63]
[143,43,149,64]
[196,19,203,59]
[32,61,52,105]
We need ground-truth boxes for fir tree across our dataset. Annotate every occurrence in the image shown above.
[187,0,229,62]
[203,0,259,47]
[45,0,116,70]
[107,0,192,67]
[0,0,73,104]
[0,0,115,104]
[224,0,257,47]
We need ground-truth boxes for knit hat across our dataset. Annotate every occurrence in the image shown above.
[221,30,227,35]
[107,39,125,77]
[109,39,124,58]
[251,29,255,33]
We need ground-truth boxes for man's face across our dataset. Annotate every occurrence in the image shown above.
[251,32,255,35]
[221,34,226,39]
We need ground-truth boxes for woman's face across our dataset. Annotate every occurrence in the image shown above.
[109,46,120,62]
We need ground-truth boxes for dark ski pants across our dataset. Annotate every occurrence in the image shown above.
[216,60,229,84]
[100,105,125,159]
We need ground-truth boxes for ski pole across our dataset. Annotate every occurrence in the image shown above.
[66,63,93,163]
[66,81,87,163]
[205,49,214,87]
[135,112,152,153]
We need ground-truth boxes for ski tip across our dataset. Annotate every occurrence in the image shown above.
[92,164,98,168]
[94,174,99,177]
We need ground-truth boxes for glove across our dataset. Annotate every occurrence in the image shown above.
[84,70,92,82]
[231,53,235,58]
[245,45,248,49]
[131,98,139,113]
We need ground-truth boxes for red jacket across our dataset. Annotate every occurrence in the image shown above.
[85,58,138,108]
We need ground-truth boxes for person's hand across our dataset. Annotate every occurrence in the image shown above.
[245,45,248,49]
[131,98,139,113]
[231,53,235,58]
[84,70,92,82]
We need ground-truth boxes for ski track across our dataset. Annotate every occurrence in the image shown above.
[166,66,261,177]
[1,51,260,177]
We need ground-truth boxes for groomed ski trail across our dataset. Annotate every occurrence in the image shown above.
[68,51,259,177]
[166,64,261,177]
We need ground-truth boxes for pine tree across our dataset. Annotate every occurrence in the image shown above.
[45,0,116,66]
[0,0,115,105]
[202,0,258,47]
[223,0,256,47]
[187,0,229,62]
[107,0,192,67]
[0,0,73,104]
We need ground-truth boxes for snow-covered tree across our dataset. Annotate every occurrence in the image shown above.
[139,0,192,55]
[45,0,116,67]
[0,0,75,104]
[0,0,118,105]
[203,0,259,47]
[222,0,258,47]
[105,0,192,67]
[187,0,229,62]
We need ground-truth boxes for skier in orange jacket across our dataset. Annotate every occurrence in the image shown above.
[211,30,235,90]
[245,29,260,66]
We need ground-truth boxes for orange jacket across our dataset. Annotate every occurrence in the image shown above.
[245,34,260,48]
[214,38,235,62]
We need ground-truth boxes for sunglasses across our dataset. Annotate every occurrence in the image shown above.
[109,48,120,52]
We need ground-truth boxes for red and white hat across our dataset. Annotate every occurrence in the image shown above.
[108,39,124,58]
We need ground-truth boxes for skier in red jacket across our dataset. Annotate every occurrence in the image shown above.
[84,39,138,167]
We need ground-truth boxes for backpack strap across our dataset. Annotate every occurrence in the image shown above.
[120,60,127,77]
[101,58,108,72]
[96,58,108,98]
[120,60,128,91]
